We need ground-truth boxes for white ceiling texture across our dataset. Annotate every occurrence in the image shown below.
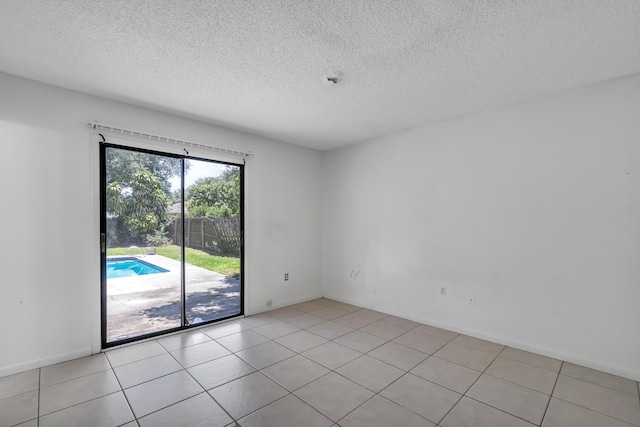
[0,1,639,150]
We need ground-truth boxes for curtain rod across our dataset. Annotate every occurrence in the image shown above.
[86,121,253,158]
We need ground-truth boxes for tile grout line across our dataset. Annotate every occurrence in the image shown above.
[7,299,637,426]
[161,339,238,424]
[280,311,423,425]
[215,313,640,425]
[127,336,235,424]
[212,307,352,424]
[435,344,502,425]
[539,360,563,426]
[105,347,137,425]
[558,371,640,398]
[497,346,561,375]
[37,367,41,427]
[291,318,462,425]
[549,394,640,427]
[462,395,540,426]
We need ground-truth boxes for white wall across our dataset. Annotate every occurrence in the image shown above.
[0,72,323,376]
[323,74,640,380]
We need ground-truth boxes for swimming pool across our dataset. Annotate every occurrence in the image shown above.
[106,257,169,279]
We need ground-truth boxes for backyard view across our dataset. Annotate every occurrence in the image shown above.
[104,146,242,343]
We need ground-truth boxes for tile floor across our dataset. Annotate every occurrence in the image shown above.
[1,298,639,427]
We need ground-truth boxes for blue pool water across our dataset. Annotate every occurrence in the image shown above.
[107,257,169,279]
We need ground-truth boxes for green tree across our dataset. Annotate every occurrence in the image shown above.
[186,167,240,218]
[105,148,181,245]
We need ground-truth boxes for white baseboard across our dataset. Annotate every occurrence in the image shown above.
[247,294,323,316]
[322,293,640,382]
[0,346,94,378]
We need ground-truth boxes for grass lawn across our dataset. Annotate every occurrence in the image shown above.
[107,246,240,279]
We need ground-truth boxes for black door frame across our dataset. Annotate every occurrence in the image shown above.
[99,142,244,349]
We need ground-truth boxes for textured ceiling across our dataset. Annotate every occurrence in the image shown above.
[1,1,639,150]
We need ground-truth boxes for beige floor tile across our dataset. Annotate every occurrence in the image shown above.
[325,301,362,313]
[334,330,387,353]
[294,372,374,422]
[236,314,277,328]
[379,315,421,330]
[266,307,306,320]
[333,313,378,329]
[188,354,255,390]
[561,363,639,396]
[114,353,183,389]
[39,392,133,427]
[170,340,230,368]
[453,335,505,355]
[410,356,481,394]
[239,394,333,427]
[157,330,211,351]
[124,370,203,418]
[40,354,111,387]
[253,320,300,339]
[289,301,327,313]
[440,396,535,427]
[553,374,640,425]
[236,341,295,369]
[209,372,288,419]
[499,347,562,372]
[356,308,389,321]
[309,307,350,320]
[105,341,167,367]
[215,329,269,352]
[306,321,354,340]
[413,324,458,340]
[302,341,362,370]
[7,298,640,427]
[200,321,247,339]
[393,330,450,354]
[336,355,404,392]
[40,369,121,415]
[367,341,428,371]
[486,356,558,394]
[0,369,39,400]
[138,392,232,427]
[14,419,38,427]
[315,298,340,307]
[283,313,325,329]
[262,355,329,391]
[0,390,38,427]
[467,374,549,424]
[339,395,435,427]
[380,373,462,424]
[433,342,496,371]
[275,330,328,353]
[360,320,408,340]
[543,397,638,427]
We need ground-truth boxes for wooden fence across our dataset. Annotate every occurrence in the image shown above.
[168,217,241,255]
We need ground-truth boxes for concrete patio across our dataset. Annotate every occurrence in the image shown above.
[106,255,240,342]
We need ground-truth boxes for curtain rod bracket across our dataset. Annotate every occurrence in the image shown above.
[86,121,252,159]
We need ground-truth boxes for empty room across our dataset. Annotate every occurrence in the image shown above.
[0,1,639,426]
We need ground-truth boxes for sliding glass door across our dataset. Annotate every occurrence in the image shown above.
[100,144,243,347]
[183,159,242,325]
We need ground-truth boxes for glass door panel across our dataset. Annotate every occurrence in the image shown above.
[182,159,242,324]
[103,146,183,343]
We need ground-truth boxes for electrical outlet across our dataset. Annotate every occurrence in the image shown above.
[440,286,447,297]
[284,273,289,281]
[468,295,476,306]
